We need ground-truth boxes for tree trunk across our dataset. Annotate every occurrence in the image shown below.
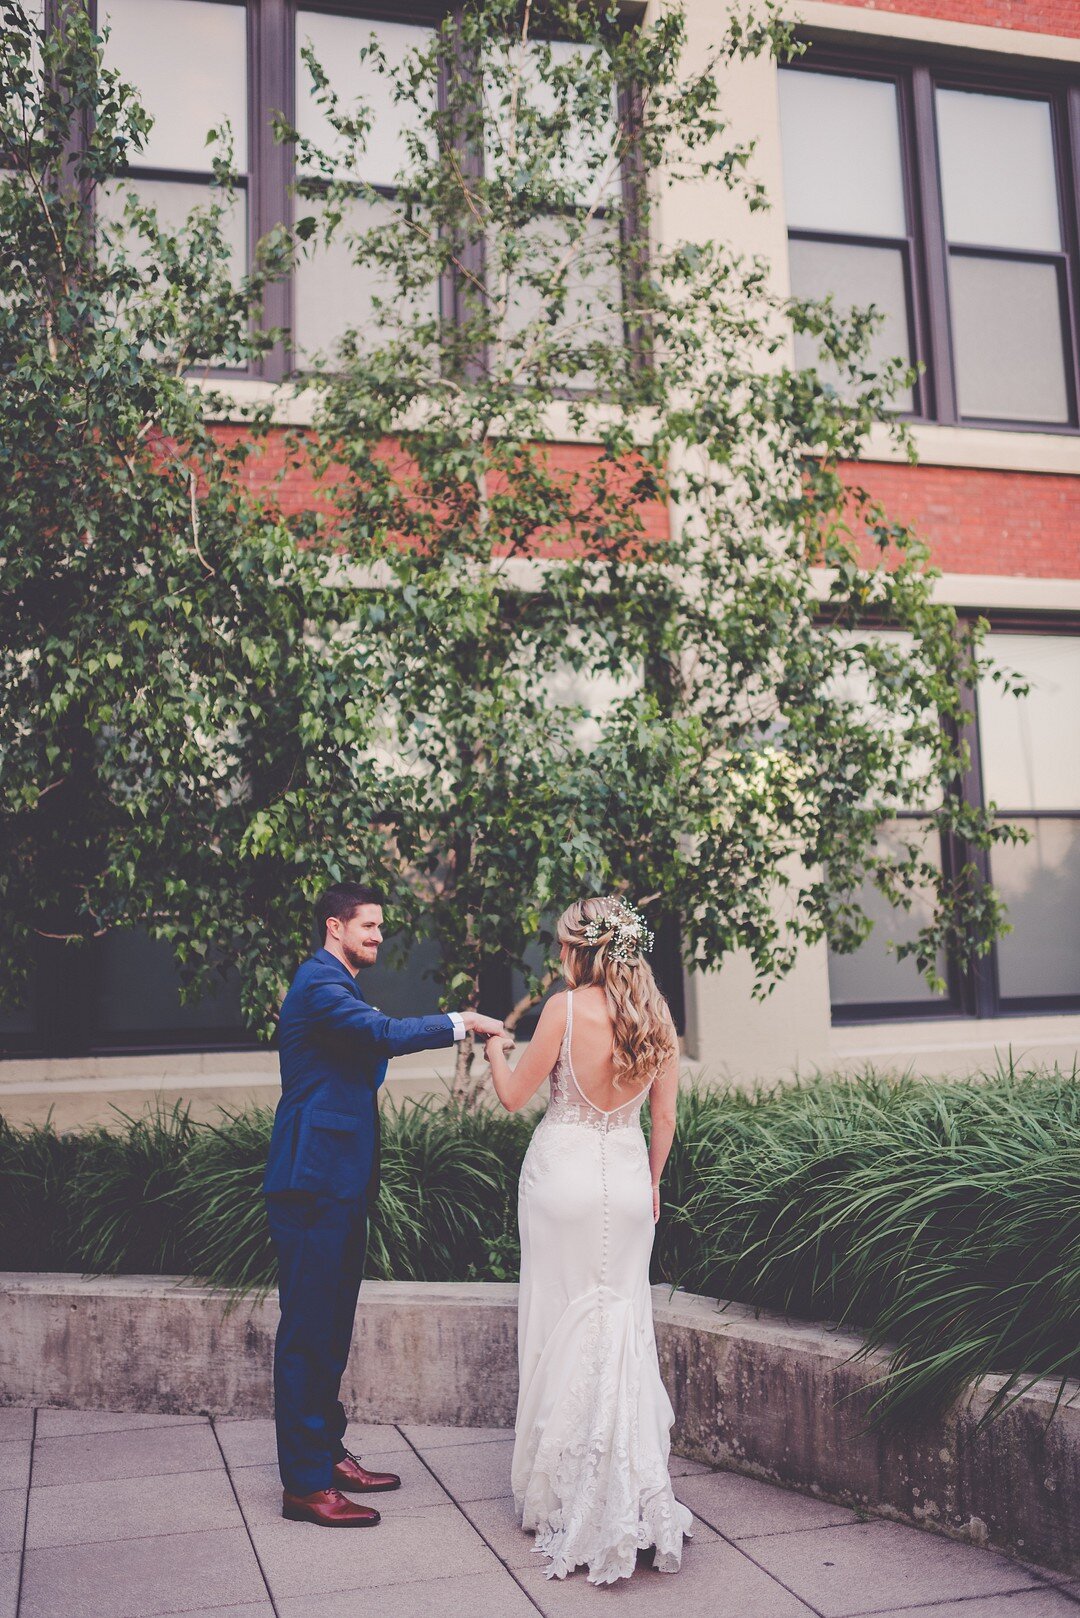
[452,1032,476,1103]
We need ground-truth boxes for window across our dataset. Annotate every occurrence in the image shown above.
[98,0,249,282]
[829,622,1080,1022]
[291,11,439,363]
[779,68,917,412]
[826,630,954,1019]
[0,932,250,1058]
[780,49,1080,431]
[486,37,626,390]
[937,89,1071,423]
[978,633,1080,1006]
[79,0,636,381]
[827,820,952,1016]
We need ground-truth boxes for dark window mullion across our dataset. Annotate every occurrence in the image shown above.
[946,241,1066,265]
[439,10,486,379]
[895,66,932,421]
[254,0,291,381]
[117,166,248,186]
[990,810,1080,826]
[618,75,648,374]
[956,666,999,1018]
[1069,86,1080,268]
[1056,84,1080,429]
[788,226,910,252]
[909,64,957,424]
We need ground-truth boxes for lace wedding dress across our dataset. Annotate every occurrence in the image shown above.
[511,990,693,1584]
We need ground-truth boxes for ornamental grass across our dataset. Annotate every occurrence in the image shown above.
[1,1066,1077,1426]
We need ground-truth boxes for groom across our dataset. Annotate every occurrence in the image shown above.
[264,881,504,1527]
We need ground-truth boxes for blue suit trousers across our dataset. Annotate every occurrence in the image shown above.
[266,1190,368,1495]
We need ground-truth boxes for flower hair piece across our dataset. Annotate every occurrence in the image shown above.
[581,898,655,963]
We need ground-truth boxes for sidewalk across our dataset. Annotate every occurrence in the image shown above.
[1,1408,1077,1618]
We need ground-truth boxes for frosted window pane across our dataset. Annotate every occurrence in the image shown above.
[936,88,1060,252]
[828,821,948,1008]
[292,196,439,363]
[484,38,621,206]
[827,630,940,807]
[991,820,1080,999]
[102,0,248,172]
[778,69,906,237]
[789,237,913,410]
[950,255,1068,423]
[500,213,622,388]
[97,179,247,280]
[979,635,1080,811]
[296,13,434,187]
[21,0,44,79]
[547,651,639,750]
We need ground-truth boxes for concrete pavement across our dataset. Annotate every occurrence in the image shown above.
[1,1408,1077,1618]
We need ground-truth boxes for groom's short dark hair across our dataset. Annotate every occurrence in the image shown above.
[315,882,386,941]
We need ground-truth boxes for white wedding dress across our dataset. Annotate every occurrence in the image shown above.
[511,990,693,1584]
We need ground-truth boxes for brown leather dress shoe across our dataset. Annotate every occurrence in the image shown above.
[282,1486,381,1526]
[332,1450,402,1493]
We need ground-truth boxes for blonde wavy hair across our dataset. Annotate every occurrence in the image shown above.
[556,897,678,1090]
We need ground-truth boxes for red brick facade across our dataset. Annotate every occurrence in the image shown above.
[215,427,1079,581]
[214,425,671,550]
[845,461,1080,579]
[826,0,1080,39]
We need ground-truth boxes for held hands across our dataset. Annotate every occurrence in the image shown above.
[484,1033,516,1064]
[460,1010,505,1039]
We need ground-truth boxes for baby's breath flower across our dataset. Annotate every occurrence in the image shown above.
[581,898,655,962]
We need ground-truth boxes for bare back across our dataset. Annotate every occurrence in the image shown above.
[563,985,651,1113]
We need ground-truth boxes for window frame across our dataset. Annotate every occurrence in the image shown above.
[782,60,931,420]
[71,0,642,385]
[87,0,257,374]
[286,4,452,372]
[786,38,1080,435]
[829,610,1080,1026]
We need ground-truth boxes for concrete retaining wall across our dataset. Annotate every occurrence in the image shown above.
[1,1272,1076,1574]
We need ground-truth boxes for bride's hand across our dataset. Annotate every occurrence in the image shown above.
[652,1185,660,1224]
[484,1033,515,1064]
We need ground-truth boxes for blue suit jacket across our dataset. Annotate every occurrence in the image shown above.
[263,949,456,1200]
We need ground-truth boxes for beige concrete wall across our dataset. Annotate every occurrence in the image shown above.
[0,1049,463,1132]
[684,944,832,1084]
[3,1273,1076,1573]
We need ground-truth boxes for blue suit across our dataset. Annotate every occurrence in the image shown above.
[264,948,456,1494]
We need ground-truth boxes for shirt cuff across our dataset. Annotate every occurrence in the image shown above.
[448,1012,467,1042]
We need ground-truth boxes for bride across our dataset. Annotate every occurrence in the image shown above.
[483,895,693,1585]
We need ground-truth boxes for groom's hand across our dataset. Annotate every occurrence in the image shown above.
[460,1010,505,1039]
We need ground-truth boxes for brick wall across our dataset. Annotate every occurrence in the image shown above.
[211,426,671,549]
[826,0,1080,39]
[844,461,1080,579]
[214,429,1080,581]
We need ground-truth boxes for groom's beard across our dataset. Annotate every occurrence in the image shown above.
[342,942,377,973]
